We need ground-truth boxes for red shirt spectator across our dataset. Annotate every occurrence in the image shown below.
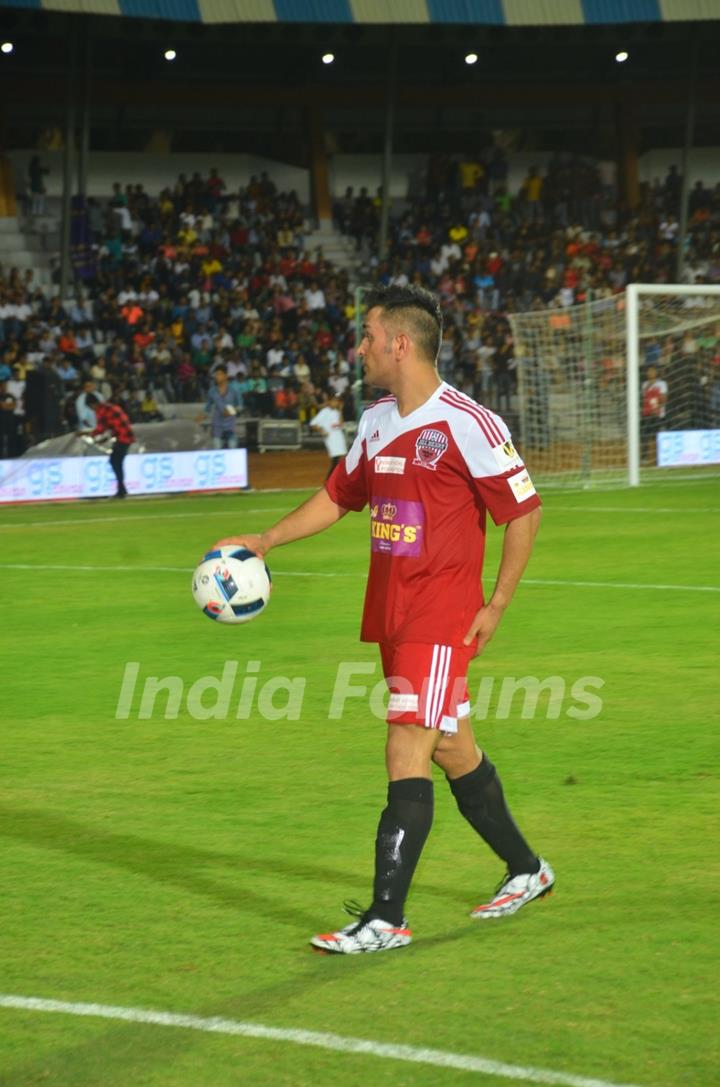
[58,330,79,356]
[121,303,143,326]
[279,254,297,278]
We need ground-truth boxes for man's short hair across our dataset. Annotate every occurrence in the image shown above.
[363,284,442,364]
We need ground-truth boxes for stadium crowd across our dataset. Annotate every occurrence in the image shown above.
[1,150,720,458]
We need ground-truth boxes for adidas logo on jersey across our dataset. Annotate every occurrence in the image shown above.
[369,429,380,442]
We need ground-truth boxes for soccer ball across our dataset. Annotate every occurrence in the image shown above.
[192,546,271,624]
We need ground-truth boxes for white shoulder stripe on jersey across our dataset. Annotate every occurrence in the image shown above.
[440,390,505,447]
[442,387,507,445]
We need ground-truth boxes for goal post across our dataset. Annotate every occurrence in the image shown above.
[507,284,720,489]
[626,283,720,486]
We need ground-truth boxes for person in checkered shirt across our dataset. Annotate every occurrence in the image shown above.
[78,393,135,498]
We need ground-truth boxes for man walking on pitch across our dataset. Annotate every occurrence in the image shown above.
[78,393,135,498]
[217,284,553,953]
[311,391,348,478]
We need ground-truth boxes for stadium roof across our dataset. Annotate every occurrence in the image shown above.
[0,0,718,26]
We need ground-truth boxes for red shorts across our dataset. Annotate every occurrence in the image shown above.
[379,642,473,734]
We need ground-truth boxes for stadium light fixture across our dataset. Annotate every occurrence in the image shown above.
[164,48,177,61]
[322,52,334,65]
[465,52,478,65]
[1,42,14,55]
[615,50,629,63]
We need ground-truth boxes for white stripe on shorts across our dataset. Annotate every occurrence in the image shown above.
[427,645,451,729]
[436,647,452,728]
[425,644,440,727]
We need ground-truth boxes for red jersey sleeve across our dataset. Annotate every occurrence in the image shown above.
[325,422,368,512]
[460,412,542,526]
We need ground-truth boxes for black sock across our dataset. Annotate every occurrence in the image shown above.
[369,777,434,926]
[448,756,539,877]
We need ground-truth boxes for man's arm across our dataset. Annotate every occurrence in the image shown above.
[463,505,541,656]
[215,487,347,557]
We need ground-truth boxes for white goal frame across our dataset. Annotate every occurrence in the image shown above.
[626,283,720,487]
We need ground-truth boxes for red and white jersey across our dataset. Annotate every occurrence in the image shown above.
[641,378,668,419]
[325,381,541,647]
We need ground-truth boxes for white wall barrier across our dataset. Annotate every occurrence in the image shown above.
[0,449,248,504]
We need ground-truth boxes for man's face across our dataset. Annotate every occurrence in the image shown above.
[214,370,226,386]
[359,308,395,388]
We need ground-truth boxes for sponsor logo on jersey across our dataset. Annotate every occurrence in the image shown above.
[507,469,537,503]
[492,438,523,471]
[369,429,381,442]
[374,455,406,475]
[370,495,424,557]
[413,428,449,470]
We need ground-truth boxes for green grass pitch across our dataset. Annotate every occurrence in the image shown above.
[0,480,718,1087]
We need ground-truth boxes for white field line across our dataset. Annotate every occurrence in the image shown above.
[1,504,717,530]
[0,563,717,593]
[0,993,642,1087]
[0,507,292,530]
[522,578,720,593]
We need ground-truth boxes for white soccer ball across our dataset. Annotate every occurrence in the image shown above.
[192,546,271,624]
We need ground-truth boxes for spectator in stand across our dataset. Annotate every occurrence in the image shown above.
[206,168,226,213]
[297,381,319,426]
[0,380,17,457]
[198,365,243,449]
[273,380,298,420]
[520,167,544,223]
[28,156,50,217]
[76,378,104,430]
[7,362,26,446]
[492,331,515,414]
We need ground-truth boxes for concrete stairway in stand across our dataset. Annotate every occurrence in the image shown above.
[301,220,364,284]
[0,212,58,288]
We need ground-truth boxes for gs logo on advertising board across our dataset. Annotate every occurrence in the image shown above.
[141,455,174,490]
[194,452,227,488]
[29,460,64,497]
[83,458,116,494]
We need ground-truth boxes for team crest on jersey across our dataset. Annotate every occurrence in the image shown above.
[413,428,448,471]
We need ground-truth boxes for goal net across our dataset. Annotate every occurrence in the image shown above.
[507,285,720,487]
